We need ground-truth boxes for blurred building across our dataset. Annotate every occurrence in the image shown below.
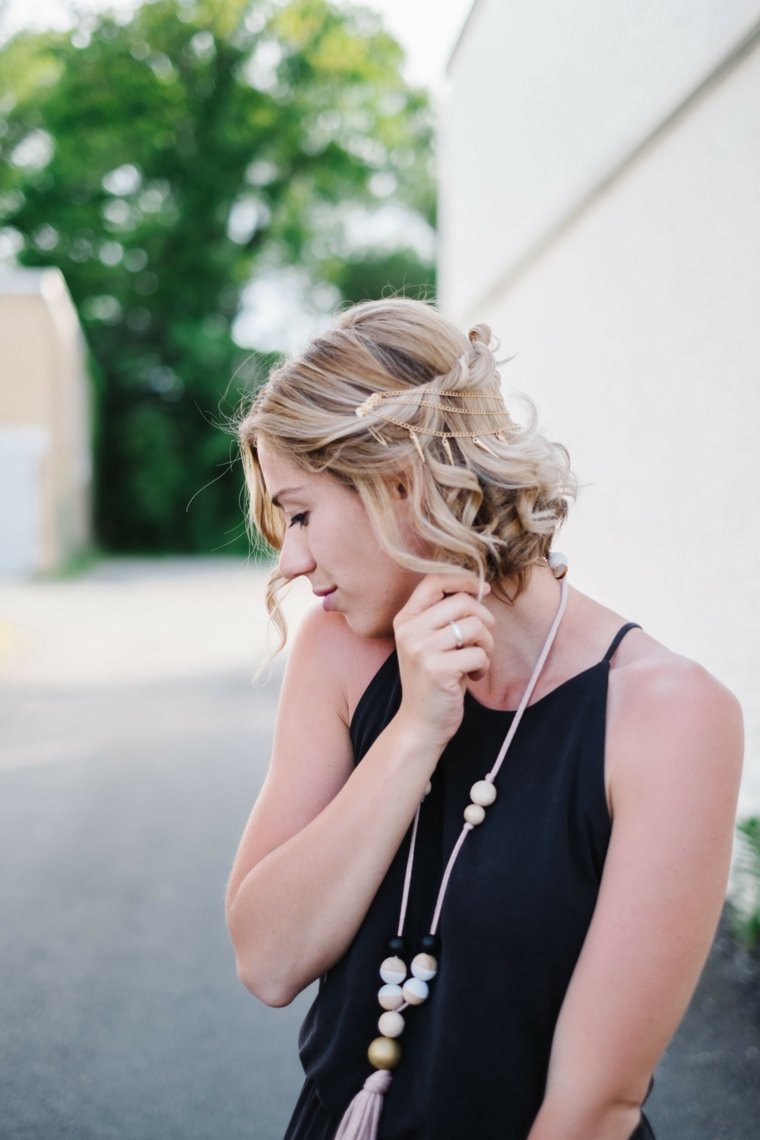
[440,0,760,811]
[0,268,92,577]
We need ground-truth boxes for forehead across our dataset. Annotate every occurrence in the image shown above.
[256,440,319,502]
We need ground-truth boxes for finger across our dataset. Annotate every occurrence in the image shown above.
[425,593,496,630]
[448,645,490,677]
[400,573,490,617]
[436,615,495,656]
[396,593,495,643]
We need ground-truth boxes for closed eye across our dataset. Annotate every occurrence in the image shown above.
[288,512,309,528]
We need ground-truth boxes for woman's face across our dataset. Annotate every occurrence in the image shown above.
[257,440,424,639]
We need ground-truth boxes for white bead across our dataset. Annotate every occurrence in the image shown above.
[379,956,407,984]
[470,779,497,807]
[378,1010,405,1038]
[464,803,486,826]
[411,953,438,981]
[402,977,429,1005]
[378,983,404,1010]
[548,551,568,579]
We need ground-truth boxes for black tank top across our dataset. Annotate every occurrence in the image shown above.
[288,624,655,1140]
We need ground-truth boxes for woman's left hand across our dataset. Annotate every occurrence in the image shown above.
[392,571,496,752]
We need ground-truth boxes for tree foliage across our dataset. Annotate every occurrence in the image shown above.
[0,0,435,552]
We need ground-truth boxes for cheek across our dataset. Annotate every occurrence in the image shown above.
[371,561,423,618]
[335,504,385,561]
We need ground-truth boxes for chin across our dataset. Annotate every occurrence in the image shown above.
[345,612,394,640]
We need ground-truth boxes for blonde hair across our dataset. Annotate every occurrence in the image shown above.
[238,298,575,651]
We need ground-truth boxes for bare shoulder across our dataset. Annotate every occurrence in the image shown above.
[607,632,742,734]
[605,632,744,811]
[284,604,395,726]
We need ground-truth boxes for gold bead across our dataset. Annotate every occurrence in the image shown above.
[367,1035,402,1070]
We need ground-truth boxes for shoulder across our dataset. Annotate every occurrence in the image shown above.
[284,605,395,726]
[605,634,743,814]
[607,634,742,737]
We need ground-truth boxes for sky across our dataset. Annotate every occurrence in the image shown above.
[0,0,474,89]
[344,0,474,88]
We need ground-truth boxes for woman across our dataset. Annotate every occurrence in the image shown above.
[226,298,743,1140]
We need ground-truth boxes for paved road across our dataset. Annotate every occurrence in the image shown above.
[0,560,314,1140]
[0,560,757,1139]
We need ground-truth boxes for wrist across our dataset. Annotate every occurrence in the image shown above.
[388,707,447,770]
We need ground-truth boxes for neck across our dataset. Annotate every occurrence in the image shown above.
[470,566,569,709]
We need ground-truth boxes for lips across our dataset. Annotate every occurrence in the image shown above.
[313,586,337,611]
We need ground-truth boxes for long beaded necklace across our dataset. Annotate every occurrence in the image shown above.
[335,576,569,1140]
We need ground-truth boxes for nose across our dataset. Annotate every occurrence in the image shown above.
[278,528,316,582]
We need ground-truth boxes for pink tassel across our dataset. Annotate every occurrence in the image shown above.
[334,1069,393,1140]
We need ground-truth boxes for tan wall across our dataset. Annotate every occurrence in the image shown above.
[0,269,92,575]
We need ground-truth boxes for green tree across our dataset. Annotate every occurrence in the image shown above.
[0,0,435,552]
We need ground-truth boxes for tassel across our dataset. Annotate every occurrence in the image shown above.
[408,429,426,464]
[473,435,498,458]
[334,1070,393,1140]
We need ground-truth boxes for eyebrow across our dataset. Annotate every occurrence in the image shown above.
[270,486,304,508]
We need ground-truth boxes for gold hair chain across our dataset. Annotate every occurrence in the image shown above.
[355,389,508,419]
[354,387,514,461]
[360,410,508,443]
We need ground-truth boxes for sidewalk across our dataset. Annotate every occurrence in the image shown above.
[0,557,313,772]
[1,558,758,1138]
[0,556,313,693]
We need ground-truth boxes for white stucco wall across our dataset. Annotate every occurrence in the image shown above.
[441,5,760,812]
[442,0,759,315]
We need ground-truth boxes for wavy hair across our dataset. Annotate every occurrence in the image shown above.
[238,298,576,651]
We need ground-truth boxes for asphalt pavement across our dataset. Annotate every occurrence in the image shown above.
[0,559,315,1140]
[0,559,757,1139]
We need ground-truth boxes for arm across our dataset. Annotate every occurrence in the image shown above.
[527,659,743,1140]
[226,573,493,1007]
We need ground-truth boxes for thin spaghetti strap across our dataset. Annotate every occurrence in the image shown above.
[602,622,641,663]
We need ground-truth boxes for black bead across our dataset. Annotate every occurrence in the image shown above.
[420,933,441,955]
[387,935,407,956]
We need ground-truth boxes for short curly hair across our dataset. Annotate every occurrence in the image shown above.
[238,298,575,650]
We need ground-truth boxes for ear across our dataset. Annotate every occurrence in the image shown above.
[385,476,408,501]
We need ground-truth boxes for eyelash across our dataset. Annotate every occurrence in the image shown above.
[288,512,309,528]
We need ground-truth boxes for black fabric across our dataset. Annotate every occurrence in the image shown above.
[602,622,642,662]
[284,625,655,1139]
